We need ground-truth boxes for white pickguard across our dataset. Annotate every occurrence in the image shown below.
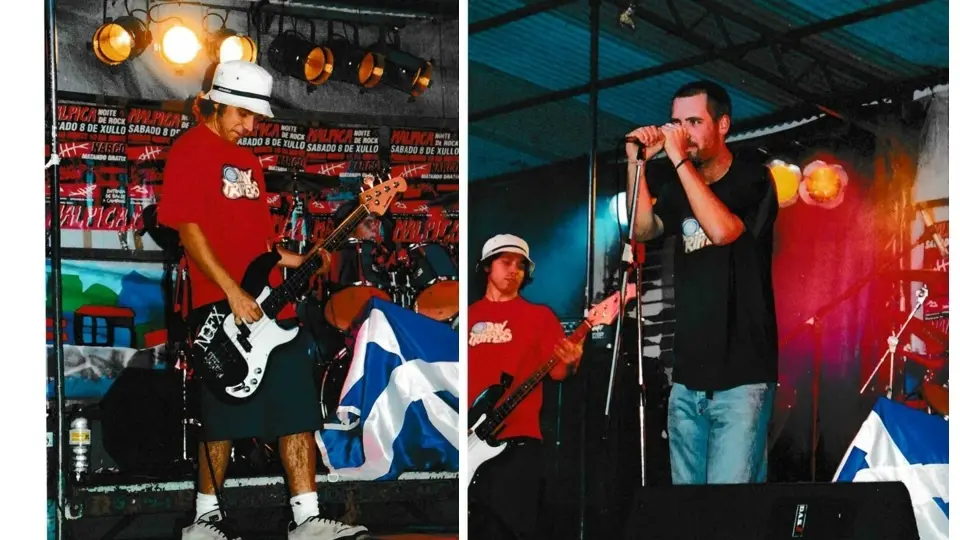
[466,413,507,486]
[219,286,299,399]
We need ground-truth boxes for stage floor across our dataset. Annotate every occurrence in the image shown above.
[53,472,459,539]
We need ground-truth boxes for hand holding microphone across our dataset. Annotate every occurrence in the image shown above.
[625,126,665,161]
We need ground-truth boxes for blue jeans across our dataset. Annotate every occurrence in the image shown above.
[667,381,775,484]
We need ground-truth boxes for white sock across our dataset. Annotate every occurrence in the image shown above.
[195,493,221,522]
[290,492,319,526]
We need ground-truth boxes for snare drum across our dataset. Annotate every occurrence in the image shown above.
[324,239,392,331]
[407,242,458,322]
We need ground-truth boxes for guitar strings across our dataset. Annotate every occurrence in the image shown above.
[208,198,378,393]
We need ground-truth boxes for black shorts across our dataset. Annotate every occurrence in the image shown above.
[199,325,322,442]
[469,437,544,540]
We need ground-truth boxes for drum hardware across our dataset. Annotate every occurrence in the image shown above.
[861,285,928,396]
[323,239,393,331]
[406,242,459,322]
[920,377,949,418]
[319,348,351,421]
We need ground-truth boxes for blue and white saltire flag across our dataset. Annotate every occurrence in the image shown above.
[833,397,948,540]
[316,298,459,480]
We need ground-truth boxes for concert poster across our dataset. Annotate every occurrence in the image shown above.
[922,220,948,322]
[302,198,458,249]
[304,126,382,180]
[389,200,459,247]
[47,103,130,231]
[238,119,307,173]
[125,107,192,201]
[389,129,459,202]
[124,107,192,232]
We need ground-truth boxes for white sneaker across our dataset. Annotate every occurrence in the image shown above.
[182,510,242,540]
[287,516,371,539]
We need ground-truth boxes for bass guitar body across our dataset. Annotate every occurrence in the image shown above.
[190,251,298,400]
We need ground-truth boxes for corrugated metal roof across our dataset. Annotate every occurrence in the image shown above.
[469,11,592,89]
[468,0,526,24]
[469,0,949,180]
[586,62,786,127]
[468,135,547,180]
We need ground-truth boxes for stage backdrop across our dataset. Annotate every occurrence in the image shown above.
[47,101,459,254]
[45,259,168,401]
[46,102,460,469]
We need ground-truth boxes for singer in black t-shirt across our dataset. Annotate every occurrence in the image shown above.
[625,80,778,485]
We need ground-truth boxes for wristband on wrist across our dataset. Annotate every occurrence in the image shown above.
[674,158,690,170]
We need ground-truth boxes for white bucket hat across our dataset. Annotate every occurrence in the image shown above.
[479,233,535,276]
[205,60,275,118]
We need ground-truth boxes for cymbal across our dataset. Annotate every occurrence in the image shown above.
[883,269,948,287]
[425,191,459,207]
[265,171,339,194]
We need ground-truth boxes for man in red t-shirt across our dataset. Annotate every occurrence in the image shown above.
[467,233,584,540]
[158,61,368,540]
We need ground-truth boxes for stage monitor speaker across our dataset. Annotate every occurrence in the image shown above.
[622,481,918,540]
[99,367,183,474]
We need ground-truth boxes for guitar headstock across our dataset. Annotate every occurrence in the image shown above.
[586,283,638,327]
[358,175,408,216]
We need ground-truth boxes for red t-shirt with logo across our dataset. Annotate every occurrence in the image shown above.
[158,125,292,317]
[467,296,565,441]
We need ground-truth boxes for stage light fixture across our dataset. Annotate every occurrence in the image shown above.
[380,48,433,97]
[160,24,201,65]
[767,159,801,208]
[800,160,848,209]
[326,38,384,88]
[267,32,334,85]
[92,16,150,66]
[208,30,258,63]
[610,192,629,226]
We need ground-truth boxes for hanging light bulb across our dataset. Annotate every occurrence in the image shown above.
[767,159,801,208]
[208,30,257,63]
[799,160,848,209]
[326,38,384,88]
[267,31,334,85]
[92,16,150,65]
[160,25,201,66]
[381,47,433,97]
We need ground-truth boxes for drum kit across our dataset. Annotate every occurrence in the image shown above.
[310,236,459,419]
[869,269,949,419]
[264,171,460,423]
[320,238,460,331]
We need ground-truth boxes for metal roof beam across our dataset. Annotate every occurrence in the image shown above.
[632,4,852,118]
[470,0,933,122]
[469,0,580,34]
[693,0,893,89]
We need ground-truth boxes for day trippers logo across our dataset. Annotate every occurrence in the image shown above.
[469,321,512,346]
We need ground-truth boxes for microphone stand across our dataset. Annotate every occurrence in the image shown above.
[603,148,646,486]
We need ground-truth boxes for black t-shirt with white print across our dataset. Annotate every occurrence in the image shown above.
[650,149,778,391]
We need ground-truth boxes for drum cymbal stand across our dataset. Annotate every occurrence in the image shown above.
[860,284,929,397]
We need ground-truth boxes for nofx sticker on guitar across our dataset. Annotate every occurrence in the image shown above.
[469,321,513,346]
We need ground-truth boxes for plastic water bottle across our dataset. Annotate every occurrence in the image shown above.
[68,413,91,483]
